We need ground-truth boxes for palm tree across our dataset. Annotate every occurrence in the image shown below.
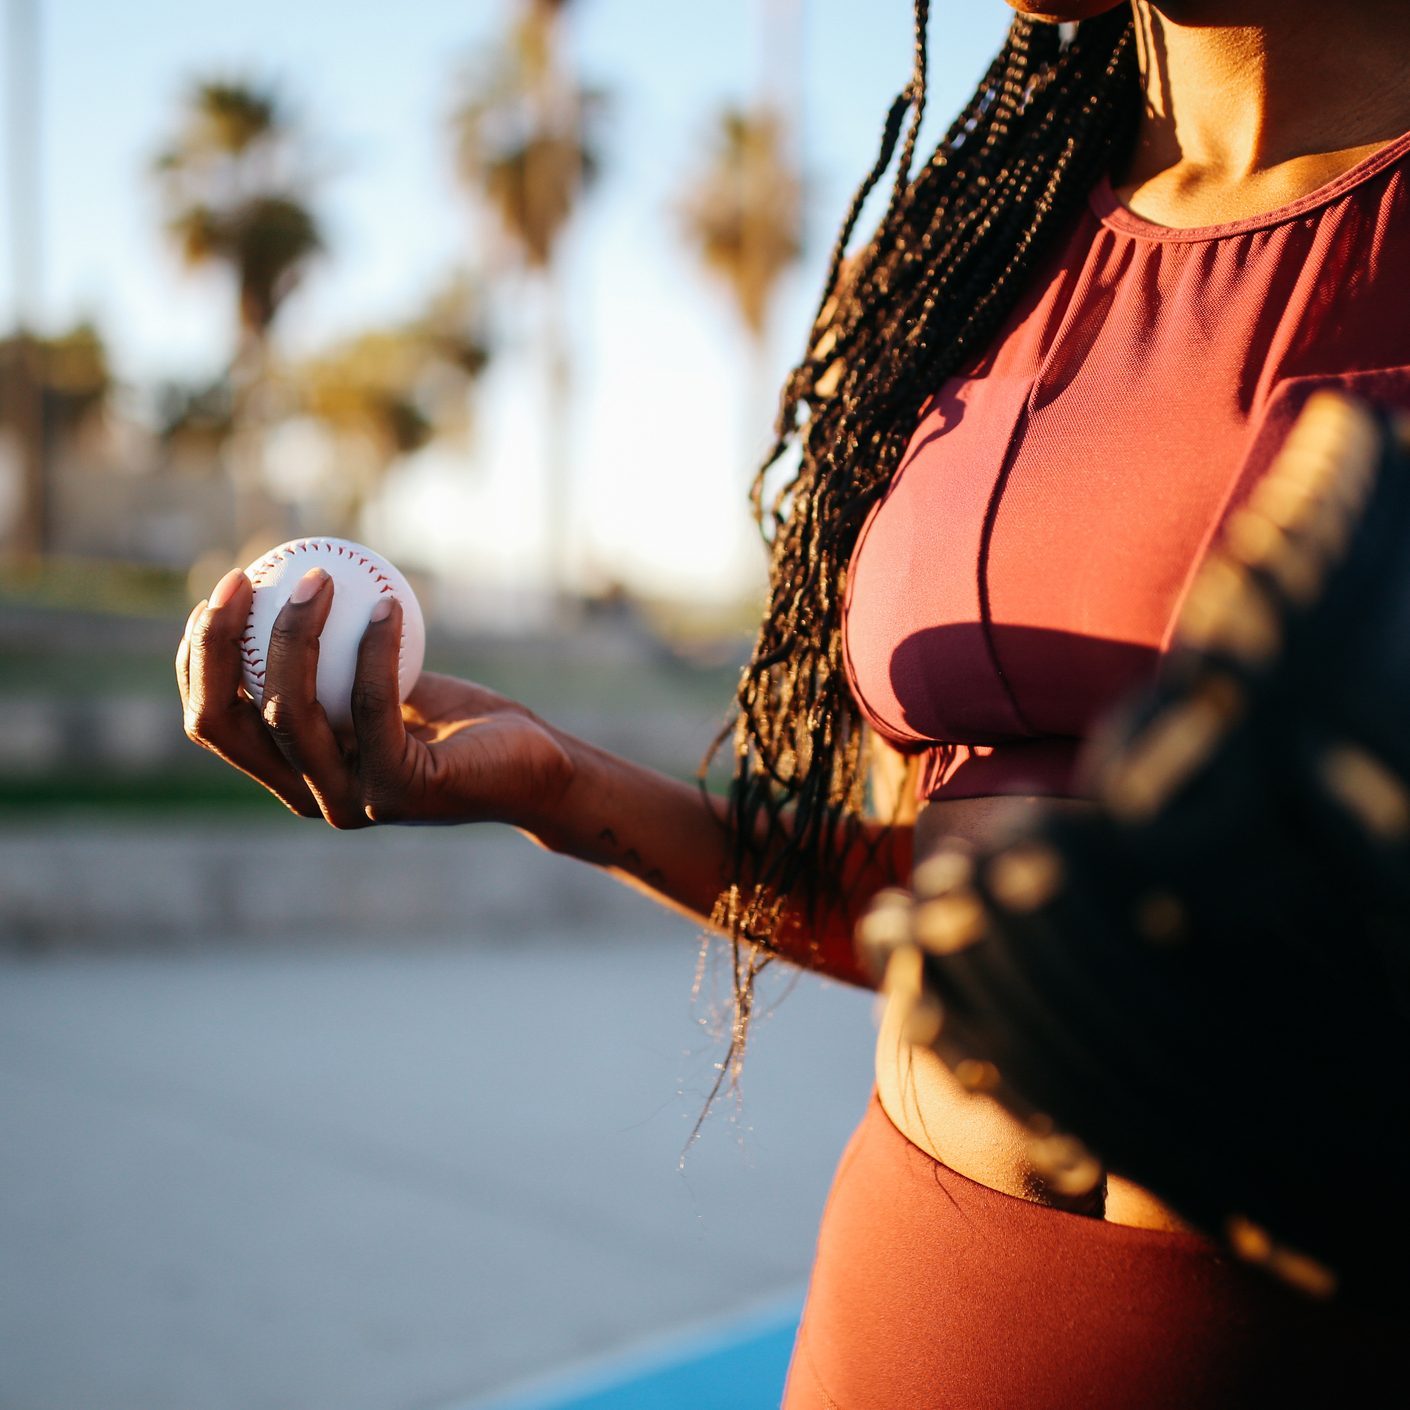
[453,1,605,271]
[153,78,324,549]
[155,81,324,373]
[288,275,492,536]
[677,0,804,604]
[677,99,804,553]
[678,105,803,345]
[451,0,607,606]
[1,321,114,568]
[0,320,111,451]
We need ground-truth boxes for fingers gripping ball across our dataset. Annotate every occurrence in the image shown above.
[240,537,426,728]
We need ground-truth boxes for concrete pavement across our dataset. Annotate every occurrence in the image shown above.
[0,822,877,1410]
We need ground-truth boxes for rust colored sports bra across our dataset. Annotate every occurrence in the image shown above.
[841,130,1410,803]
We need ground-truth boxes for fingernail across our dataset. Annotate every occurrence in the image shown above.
[209,570,245,610]
[369,595,396,623]
[289,568,329,604]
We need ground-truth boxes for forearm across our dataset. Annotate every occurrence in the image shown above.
[523,728,907,988]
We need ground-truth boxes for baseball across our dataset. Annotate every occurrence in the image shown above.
[239,537,426,729]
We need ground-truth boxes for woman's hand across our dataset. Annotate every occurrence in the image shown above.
[174,565,908,981]
[176,566,574,830]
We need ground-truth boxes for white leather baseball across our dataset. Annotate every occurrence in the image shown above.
[240,537,426,729]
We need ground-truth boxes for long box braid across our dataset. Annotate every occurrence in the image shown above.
[701,3,1140,1099]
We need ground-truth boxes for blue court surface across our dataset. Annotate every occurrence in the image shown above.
[447,1291,805,1410]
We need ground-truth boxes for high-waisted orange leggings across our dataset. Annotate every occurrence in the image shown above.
[783,1092,1391,1409]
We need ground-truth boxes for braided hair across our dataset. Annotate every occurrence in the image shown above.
[703,2,1141,1091]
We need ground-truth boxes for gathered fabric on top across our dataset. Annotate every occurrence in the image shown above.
[840,126,1410,803]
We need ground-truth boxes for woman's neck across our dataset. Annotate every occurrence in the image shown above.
[1116,0,1410,224]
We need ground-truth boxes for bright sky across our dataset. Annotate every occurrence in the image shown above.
[7,0,1015,607]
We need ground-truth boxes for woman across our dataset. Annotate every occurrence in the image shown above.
[179,1,1410,1404]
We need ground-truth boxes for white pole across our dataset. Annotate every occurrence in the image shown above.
[7,0,40,332]
[5,0,47,559]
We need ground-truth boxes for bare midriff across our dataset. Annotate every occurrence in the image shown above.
[876,792,1196,1233]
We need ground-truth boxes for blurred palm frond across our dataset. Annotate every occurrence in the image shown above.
[677,105,803,340]
[154,77,324,345]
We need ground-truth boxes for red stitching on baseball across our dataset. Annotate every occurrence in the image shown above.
[241,539,413,704]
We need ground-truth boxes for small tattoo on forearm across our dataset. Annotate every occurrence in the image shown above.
[596,827,666,890]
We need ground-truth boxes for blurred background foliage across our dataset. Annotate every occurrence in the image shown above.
[0,0,810,815]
